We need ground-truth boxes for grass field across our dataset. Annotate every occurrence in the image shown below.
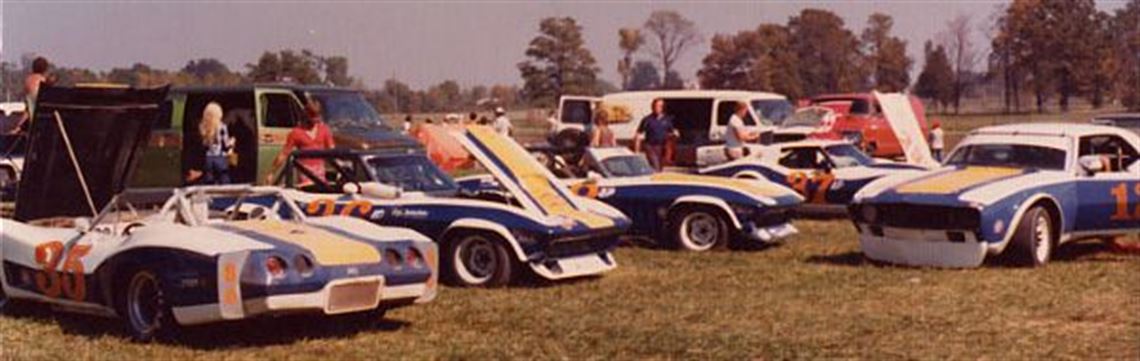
[1,220,1138,360]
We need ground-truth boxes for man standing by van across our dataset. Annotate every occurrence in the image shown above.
[634,98,676,170]
[726,101,759,160]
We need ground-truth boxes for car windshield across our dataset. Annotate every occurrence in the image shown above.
[309,91,391,130]
[367,155,458,192]
[752,99,793,126]
[599,155,655,177]
[825,144,874,168]
[783,108,830,127]
[945,144,1067,170]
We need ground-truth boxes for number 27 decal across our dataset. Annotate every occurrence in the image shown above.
[33,240,91,301]
[1110,183,1140,221]
[786,172,836,204]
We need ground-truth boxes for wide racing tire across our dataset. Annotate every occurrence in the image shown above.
[669,206,730,252]
[442,232,515,288]
[1006,206,1055,267]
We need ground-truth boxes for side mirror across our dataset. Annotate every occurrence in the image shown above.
[1079,155,1106,175]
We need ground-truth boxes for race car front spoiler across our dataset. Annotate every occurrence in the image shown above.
[857,226,987,268]
[744,223,798,244]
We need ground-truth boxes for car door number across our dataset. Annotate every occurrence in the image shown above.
[1110,183,1140,221]
[33,241,91,301]
[786,172,836,204]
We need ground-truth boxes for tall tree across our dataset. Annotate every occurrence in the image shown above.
[246,50,322,84]
[628,60,662,91]
[617,28,644,90]
[696,24,802,98]
[787,9,868,96]
[914,41,955,111]
[937,15,981,114]
[181,58,245,86]
[322,56,353,87]
[517,17,600,106]
[643,10,702,85]
[1112,0,1140,110]
[861,13,912,92]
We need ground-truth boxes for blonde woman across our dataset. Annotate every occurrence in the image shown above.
[590,107,616,148]
[199,102,234,184]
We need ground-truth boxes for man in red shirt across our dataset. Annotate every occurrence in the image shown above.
[268,106,335,185]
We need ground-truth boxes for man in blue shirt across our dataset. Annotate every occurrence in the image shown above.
[633,98,677,170]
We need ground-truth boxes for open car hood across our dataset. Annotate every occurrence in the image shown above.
[452,126,616,230]
[14,86,167,221]
[874,92,938,168]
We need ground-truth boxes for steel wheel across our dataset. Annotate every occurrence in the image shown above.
[671,208,728,252]
[1032,212,1052,264]
[453,235,500,286]
[1008,206,1055,267]
[126,270,167,339]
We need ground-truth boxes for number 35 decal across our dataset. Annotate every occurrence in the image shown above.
[33,240,91,301]
[786,172,836,204]
[1110,183,1140,221]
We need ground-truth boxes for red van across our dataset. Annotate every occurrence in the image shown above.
[807,93,931,158]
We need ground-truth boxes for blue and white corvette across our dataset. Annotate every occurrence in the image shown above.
[529,147,803,251]
[700,140,925,212]
[280,126,630,288]
[0,186,437,341]
[850,124,1140,267]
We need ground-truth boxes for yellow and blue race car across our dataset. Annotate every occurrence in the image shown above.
[850,123,1140,267]
[527,147,803,251]
[278,127,630,288]
[1,186,438,341]
[699,140,926,213]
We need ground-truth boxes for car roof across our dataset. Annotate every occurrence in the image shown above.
[171,83,353,94]
[1093,113,1140,120]
[770,139,852,149]
[971,123,1130,138]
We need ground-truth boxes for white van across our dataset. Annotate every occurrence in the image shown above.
[553,90,794,166]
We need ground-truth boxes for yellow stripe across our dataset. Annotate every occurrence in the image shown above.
[651,173,791,198]
[229,221,381,266]
[895,167,1023,194]
[468,126,615,229]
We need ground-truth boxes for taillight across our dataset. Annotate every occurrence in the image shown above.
[294,254,315,277]
[406,248,423,268]
[265,256,287,280]
[384,249,403,268]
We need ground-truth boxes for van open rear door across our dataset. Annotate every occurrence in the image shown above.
[552,96,600,148]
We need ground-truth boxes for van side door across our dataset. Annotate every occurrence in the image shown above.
[255,89,307,184]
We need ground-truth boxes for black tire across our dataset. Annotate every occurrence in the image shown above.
[0,285,12,314]
[1006,206,1055,267]
[441,232,515,287]
[669,206,730,252]
[116,266,179,342]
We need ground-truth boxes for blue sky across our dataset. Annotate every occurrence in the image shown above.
[1,1,1130,89]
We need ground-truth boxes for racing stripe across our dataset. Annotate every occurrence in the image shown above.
[218,221,381,266]
[466,126,615,229]
[895,167,1025,195]
[650,172,790,198]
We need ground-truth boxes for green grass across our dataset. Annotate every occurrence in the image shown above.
[2,220,1138,359]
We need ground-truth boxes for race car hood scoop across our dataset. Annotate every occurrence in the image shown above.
[15,85,168,221]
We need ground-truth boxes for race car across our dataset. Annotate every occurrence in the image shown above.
[275,127,630,288]
[699,140,925,212]
[527,146,802,251]
[0,186,438,341]
[849,123,1140,267]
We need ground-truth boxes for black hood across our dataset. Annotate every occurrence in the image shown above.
[14,86,167,221]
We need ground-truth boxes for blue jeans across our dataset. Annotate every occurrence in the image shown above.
[204,155,231,184]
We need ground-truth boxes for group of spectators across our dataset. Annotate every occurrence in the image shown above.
[401,107,513,137]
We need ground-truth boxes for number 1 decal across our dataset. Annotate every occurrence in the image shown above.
[33,241,91,301]
[1110,183,1140,221]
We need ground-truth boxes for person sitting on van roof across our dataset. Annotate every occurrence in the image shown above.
[268,105,335,185]
[633,98,676,170]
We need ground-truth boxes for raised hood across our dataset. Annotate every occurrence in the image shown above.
[14,85,167,221]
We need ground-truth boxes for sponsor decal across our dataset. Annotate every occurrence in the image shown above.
[895,167,1023,195]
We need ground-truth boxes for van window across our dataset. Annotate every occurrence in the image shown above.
[751,99,793,125]
[560,99,593,125]
[262,93,302,128]
[666,98,714,145]
[716,101,756,126]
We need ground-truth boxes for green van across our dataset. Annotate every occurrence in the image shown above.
[132,84,419,187]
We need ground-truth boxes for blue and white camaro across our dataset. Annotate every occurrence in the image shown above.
[281,127,630,288]
[0,186,437,341]
[850,124,1140,267]
[531,147,803,251]
[700,140,925,212]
